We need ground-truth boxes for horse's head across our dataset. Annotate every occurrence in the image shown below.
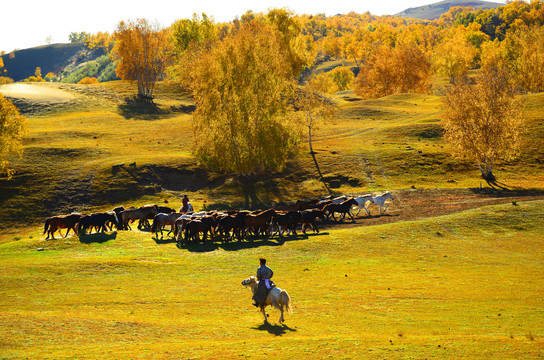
[241,276,256,287]
[384,191,394,200]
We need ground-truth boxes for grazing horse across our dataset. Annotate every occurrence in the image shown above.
[371,191,394,215]
[301,209,325,234]
[353,194,374,216]
[77,212,120,235]
[151,212,183,237]
[322,197,358,222]
[241,276,292,324]
[44,213,83,239]
[119,205,159,230]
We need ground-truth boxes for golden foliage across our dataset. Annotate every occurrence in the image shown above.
[0,77,13,85]
[0,94,26,179]
[308,72,337,94]
[503,24,544,92]
[434,27,478,83]
[85,32,114,52]
[441,66,524,181]
[112,19,173,99]
[354,43,432,99]
[185,20,298,174]
[78,77,99,85]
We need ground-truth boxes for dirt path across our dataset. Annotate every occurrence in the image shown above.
[322,188,544,229]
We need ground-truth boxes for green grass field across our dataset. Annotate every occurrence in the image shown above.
[1,77,543,359]
[1,201,542,359]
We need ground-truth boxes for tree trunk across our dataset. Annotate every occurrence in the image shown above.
[240,174,263,209]
[309,126,332,195]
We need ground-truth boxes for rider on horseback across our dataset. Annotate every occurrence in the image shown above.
[253,258,275,307]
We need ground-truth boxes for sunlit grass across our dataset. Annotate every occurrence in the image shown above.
[1,201,542,359]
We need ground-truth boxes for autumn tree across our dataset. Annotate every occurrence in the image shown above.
[441,65,524,183]
[171,13,217,53]
[112,19,172,100]
[0,94,26,179]
[184,19,299,207]
[354,43,432,99]
[503,24,544,92]
[434,27,478,84]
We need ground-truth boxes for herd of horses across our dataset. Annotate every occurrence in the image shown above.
[43,192,394,245]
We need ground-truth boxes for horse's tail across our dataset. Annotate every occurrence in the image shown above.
[151,216,158,234]
[280,289,293,314]
[43,218,51,234]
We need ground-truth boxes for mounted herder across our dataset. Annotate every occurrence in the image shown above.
[242,258,292,323]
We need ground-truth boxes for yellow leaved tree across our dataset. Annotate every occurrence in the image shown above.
[354,43,432,99]
[112,19,172,101]
[441,65,524,184]
[0,94,26,179]
[182,18,302,207]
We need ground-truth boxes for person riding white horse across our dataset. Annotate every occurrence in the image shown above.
[252,257,275,307]
[242,260,292,323]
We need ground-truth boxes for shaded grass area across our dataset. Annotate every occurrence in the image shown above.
[0,201,542,359]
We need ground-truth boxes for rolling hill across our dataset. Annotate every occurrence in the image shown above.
[396,0,504,20]
[0,43,105,82]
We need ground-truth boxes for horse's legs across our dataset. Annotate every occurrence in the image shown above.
[261,307,268,323]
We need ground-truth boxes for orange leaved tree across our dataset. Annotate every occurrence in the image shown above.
[112,19,172,101]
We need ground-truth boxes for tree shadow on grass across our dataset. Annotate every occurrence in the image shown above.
[252,322,297,336]
[79,232,117,244]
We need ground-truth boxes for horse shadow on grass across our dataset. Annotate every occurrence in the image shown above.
[252,322,297,336]
[153,236,178,245]
[79,232,117,244]
[174,232,329,253]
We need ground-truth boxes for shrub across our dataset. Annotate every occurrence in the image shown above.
[24,76,45,82]
[0,76,13,85]
[78,77,99,85]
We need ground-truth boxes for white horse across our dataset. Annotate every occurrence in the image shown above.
[371,191,394,214]
[241,276,292,324]
[352,194,374,216]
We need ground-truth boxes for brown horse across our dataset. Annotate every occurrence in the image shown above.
[243,209,277,238]
[151,212,183,237]
[119,205,159,230]
[44,213,84,239]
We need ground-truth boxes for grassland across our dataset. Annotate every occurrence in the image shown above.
[1,200,543,359]
[1,76,543,358]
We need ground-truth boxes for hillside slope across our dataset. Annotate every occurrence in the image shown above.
[0,79,543,234]
[0,43,102,81]
[396,0,503,20]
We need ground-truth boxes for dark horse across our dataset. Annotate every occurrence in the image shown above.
[77,212,120,235]
[322,198,358,222]
[301,209,326,234]
[44,213,84,239]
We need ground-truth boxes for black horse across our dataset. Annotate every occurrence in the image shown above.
[77,212,120,235]
[301,209,326,233]
[322,198,358,222]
